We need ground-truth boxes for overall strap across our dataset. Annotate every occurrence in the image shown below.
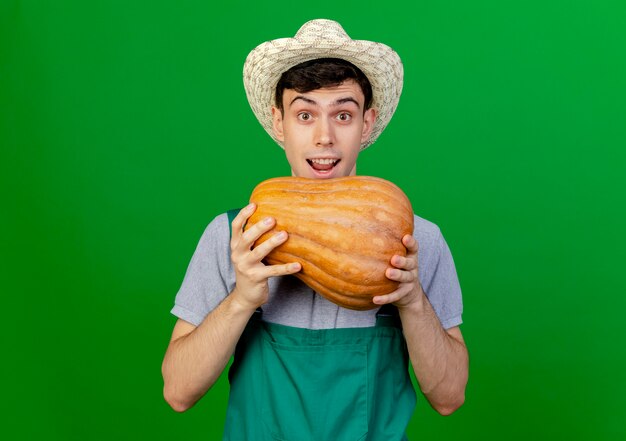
[375,304,401,328]
[226,208,242,237]
[376,303,398,317]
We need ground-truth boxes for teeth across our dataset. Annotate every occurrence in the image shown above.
[310,158,338,165]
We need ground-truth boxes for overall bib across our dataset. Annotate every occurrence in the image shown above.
[222,308,417,440]
[222,210,417,440]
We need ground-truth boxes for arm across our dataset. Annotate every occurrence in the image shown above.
[373,235,469,416]
[161,203,301,412]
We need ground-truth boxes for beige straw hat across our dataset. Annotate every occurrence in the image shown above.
[243,19,404,150]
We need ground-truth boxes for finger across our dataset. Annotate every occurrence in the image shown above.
[390,255,418,271]
[386,267,415,283]
[403,234,418,255]
[231,203,256,239]
[373,285,411,305]
[259,261,302,278]
[249,230,288,262]
[238,216,276,250]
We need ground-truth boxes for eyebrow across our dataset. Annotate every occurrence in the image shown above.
[289,95,361,109]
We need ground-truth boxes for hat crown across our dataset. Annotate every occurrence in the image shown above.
[294,19,350,42]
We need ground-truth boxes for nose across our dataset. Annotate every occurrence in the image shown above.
[315,116,334,147]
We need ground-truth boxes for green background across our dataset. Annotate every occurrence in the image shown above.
[2,0,625,439]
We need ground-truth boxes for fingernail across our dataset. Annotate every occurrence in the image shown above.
[264,217,273,225]
[290,262,300,271]
[276,231,287,240]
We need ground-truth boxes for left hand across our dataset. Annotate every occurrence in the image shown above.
[373,234,425,308]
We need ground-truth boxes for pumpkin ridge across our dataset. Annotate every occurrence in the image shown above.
[254,207,412,257]
[286,260,389,311]
[249,216,406,261]
[266,251,394,310]
[257,175,397,188]
[252,187,411,215]
[298,274,378,310]
[251,192,413,227]
[252,198,413,227]
[269,248,393,290]
[283,230,405,264]
[252,176,413,214]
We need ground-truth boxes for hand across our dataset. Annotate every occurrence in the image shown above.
[229,203,301,311]
[373,234,425,309]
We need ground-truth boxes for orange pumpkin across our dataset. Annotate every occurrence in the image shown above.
[245,176,414,310]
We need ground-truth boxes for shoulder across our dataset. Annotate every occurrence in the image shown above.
[412,213,443,251]
[412,213,441,238]
[191,212,232,255]
[201,212,230,238]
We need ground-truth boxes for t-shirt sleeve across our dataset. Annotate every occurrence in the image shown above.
[419,229,464,330]
[170,213,234,326]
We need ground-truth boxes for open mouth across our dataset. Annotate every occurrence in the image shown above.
[307,158,340,175]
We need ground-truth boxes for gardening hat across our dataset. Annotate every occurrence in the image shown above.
[243,19,404,150]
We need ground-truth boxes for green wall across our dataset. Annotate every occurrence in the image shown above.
[2,0,625,439]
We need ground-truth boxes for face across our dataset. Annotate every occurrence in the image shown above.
[271,80,377,179]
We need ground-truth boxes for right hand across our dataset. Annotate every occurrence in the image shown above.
[229,203,301,311]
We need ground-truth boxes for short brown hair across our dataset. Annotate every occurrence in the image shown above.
[275,58,373,113]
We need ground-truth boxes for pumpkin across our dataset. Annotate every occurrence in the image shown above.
[245,176,414,310]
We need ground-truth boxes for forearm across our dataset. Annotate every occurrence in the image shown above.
[398,292,468,415]
[162,290,256,412]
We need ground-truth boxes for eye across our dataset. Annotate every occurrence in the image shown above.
[298,112,312,121]
[337,112,352,122]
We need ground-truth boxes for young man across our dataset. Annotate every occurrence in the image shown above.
[162,19,468,440]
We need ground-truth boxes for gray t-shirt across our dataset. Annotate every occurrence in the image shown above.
[172,213,463,330]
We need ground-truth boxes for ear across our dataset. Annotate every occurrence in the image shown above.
[360,108,377,143]
[272,106,285,142]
